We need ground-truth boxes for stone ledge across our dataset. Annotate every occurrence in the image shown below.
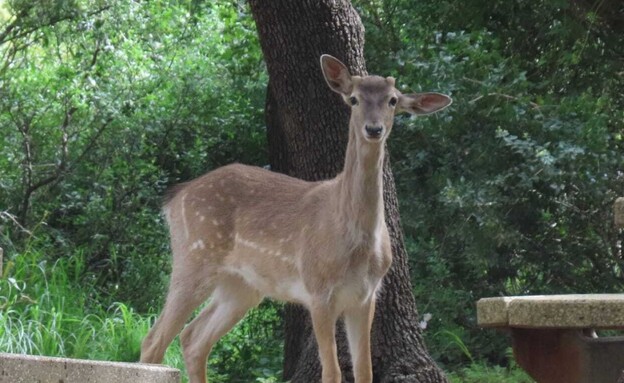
[0,353,180,383]
[477,294,624,329]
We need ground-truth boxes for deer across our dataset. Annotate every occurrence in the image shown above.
[140,54,452,383]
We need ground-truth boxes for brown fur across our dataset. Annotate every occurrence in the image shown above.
[140,55,451,383]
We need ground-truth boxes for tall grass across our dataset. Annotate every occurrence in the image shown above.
[0,248,283,382]
[0,249,156,359]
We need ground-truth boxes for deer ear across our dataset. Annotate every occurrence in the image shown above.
[320,54,353,95]
[398,92,452,115]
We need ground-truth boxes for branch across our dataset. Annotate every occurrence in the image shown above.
[87,39,101,71]
[0,5,112,46]
[0,211,33,236]
[71,115,114,167]
[468,92,541,109]
[464,77,541,109]
[18,105,76,226]
[0,6,32,45]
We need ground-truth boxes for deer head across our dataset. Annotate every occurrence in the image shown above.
[320,54,452,144]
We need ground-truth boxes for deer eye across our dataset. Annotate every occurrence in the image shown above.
[389,97,398,107]
[349,96,359,106]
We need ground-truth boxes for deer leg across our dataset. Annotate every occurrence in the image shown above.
[141,270,212,364]
[311,304,342,383]
[344,297,375,383]
[180,276,262,383]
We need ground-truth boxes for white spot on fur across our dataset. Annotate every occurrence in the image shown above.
[280,256,295,265]
[234,234,263,251]
[279,234,293,244]
[200,216,205,222]
[233,235,295,265]
[190,240,205,251]
[212,219,220,226]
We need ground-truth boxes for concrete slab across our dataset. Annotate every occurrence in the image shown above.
[0,353,180,383]
[477,294,624,328]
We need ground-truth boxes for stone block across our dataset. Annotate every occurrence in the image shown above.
[477,294,624,328]
[0,353,180,383]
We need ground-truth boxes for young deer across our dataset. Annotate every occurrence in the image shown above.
[140,55,451,383]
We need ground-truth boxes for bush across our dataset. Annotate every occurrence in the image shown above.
[358,0,624,368]
[0,1,267,310]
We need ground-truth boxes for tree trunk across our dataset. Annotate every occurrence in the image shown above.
[248,1,449,382]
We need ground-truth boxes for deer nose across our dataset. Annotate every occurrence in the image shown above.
[365,125,383,138]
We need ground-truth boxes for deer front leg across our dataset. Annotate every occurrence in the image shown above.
[344,297,375,383]
[311,304,341,383]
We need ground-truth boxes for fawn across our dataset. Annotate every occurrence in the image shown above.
[141,54,451,383]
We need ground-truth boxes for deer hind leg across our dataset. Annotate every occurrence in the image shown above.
[311,303,342,383]
[180,275,262,383]
[344,297,376,383]
[140,266,214,364]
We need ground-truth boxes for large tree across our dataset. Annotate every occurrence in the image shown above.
[248,1,449,382]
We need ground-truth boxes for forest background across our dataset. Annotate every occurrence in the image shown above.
[0,0,622,382]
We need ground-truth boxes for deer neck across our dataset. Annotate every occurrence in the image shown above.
[336,123,385,237]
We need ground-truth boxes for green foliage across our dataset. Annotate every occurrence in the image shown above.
[0,246,284,383]
[448,347,533,382]
[208,302,284,383]
[357,0,624,370]
[0,246,147,359]
[448,362,534,383]
[0,0,267,310]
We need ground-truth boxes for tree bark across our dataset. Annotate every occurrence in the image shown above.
[248,1,449,382]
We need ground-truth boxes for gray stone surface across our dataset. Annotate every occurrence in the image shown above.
[0,353,180,383]
[475,296,513,327]
[477,294,624,329]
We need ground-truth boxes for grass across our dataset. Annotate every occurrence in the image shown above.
[449,363,534,383]
[0,248,153,360]
[0,247,282,382]
[0,247,530,383]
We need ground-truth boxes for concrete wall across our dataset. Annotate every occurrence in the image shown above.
[0,353,180,383]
